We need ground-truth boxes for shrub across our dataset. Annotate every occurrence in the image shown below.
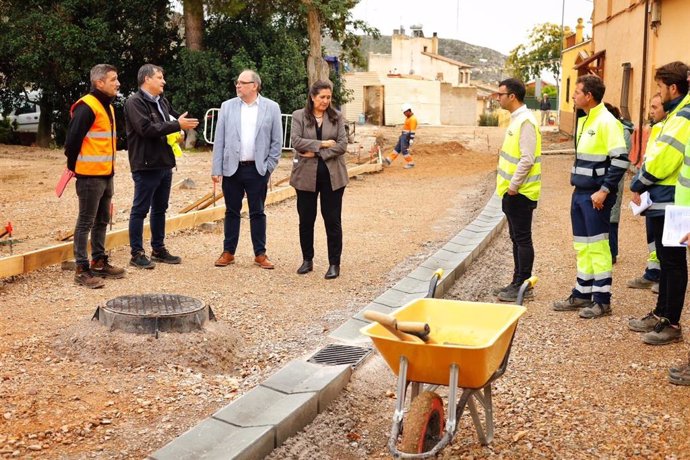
[478,112,499,126]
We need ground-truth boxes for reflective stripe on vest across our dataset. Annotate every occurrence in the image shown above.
[495,109,542,201]
[70,94,116,176]
[677,142,690,206]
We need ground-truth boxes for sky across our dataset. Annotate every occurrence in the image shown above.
[350,0,594,55]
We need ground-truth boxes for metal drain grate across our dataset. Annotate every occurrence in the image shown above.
[308,344,372,368]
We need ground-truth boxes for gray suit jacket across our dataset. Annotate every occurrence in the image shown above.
[289,108,348,192]
[212,95,283,177]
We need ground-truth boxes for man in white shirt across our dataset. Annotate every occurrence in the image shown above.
[212,69,283,269]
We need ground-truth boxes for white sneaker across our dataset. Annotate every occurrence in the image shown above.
[382,157,392,166]
[403,163,415,169]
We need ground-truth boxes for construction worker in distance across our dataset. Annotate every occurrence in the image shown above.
[383,103,417,169]
[491,78,541,302]
[628,61,690,346]
[626,93,667,293]
[553,74,629,319]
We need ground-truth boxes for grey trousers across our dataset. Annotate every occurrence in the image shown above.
[74,176,113,269]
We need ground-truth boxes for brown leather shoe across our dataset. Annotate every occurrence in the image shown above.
[215,251,235,267]
[254,254,274,269]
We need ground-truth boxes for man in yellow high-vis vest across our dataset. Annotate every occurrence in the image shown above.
[628,61,690,346]
[492,78,541,302]
[553,75,629,318]
[65,64,125,289]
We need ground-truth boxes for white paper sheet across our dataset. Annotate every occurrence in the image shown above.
[662,205,690,247]
[630,191,652,216]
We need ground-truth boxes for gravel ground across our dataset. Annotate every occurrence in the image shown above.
[270,156,690,459]
[0,125,501,458]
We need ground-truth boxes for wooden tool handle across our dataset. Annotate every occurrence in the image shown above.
[363,311,423,343]
[363,311,397,328]
[396,321,430,335]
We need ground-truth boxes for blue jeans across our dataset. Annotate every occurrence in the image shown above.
[74,176,113,268]
[129,169,172,256]
[221,164,269,256]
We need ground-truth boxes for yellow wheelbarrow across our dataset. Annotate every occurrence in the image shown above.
[361,271,534,458]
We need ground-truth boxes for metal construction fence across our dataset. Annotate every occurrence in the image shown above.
[203,108,293,150]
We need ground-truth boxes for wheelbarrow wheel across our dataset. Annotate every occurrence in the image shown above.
[400,391,445,454]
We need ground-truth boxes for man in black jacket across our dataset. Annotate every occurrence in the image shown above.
[65,63,125,288]
[124,64,198,269]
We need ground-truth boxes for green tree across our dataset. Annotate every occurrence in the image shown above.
[0,0,179,147]
[505,23,561,84]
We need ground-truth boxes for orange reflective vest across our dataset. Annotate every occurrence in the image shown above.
[70,94,116,176]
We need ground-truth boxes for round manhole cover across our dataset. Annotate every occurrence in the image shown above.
[104,293,204,317]
[95,293,215,335]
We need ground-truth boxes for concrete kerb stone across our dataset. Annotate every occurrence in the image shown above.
[353,301,397,321]
[213,386,318,446]
[262,360,352,413]
[150,192,507,460]
[149,419,274,460]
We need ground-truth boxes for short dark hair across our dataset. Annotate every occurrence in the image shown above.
[90,64,117,91]
[655,61,689,95]
[604,102,621,120]
[137,64,164,86]
[498,78,526,102]
[576,75,606,103]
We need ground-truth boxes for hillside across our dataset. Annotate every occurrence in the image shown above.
[324,34,508,84]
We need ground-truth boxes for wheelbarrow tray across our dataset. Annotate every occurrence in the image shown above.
[361,298,526,389]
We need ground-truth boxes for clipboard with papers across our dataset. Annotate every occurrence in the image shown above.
[661,205,690,247]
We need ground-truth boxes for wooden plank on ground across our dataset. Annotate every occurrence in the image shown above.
[0,162,382,278]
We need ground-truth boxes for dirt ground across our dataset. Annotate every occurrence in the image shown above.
[0,125,501,458]
[271,152,690,459]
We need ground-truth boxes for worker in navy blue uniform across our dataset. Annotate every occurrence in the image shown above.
[553,75,629,319]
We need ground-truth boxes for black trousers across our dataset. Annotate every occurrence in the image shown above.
[651,215,688,325]
[296,159,345,265]
[502,193,537,285]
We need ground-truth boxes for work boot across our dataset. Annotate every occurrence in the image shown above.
[74,265,105,289]
[492,283,514,296]
[91,257,125,279]
[628,312,659,333]
[579,302,611,319]
[642,318,682,345]
[553,295,592,311]
[652,283,659,294]
[669,353,690,379]
[151,247,182,264]
[497,284,534,303]
[627,276,656,289]
[130,251,156,269]
[669,366,690,386]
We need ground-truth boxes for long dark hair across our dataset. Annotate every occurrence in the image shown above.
[304,80,339,127]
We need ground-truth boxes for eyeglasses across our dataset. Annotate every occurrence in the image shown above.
[496,92,511,98]
[235,80,255,86]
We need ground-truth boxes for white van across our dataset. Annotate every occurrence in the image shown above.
[6,100,40,133]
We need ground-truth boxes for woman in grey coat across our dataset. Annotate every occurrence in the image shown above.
[290,80,348,279]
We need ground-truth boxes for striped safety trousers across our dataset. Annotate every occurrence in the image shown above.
[570,190,615,305]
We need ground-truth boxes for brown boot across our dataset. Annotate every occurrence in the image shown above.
[75,266,105,289]
[215,251,235,267]
[91,257,126,279]
[254,254,275,269]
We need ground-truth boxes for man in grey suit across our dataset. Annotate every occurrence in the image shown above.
[212,69,283,269]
